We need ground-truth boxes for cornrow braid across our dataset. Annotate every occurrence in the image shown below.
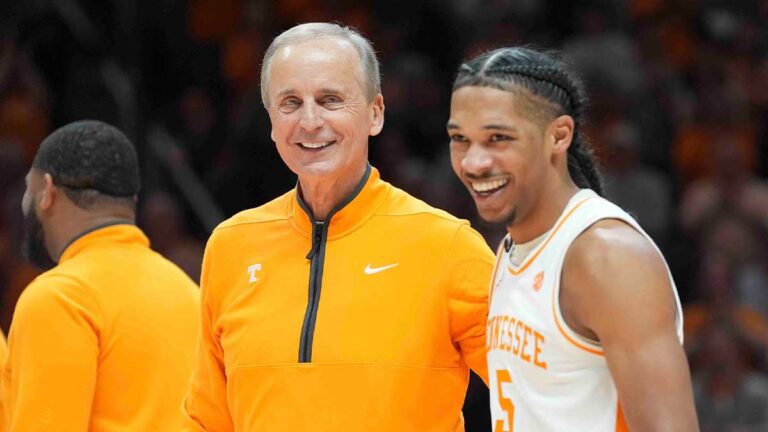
[483,64,577,111]
[453,47,603,195]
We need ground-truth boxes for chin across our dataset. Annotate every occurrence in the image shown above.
[294,161,342,178]
[478,207,517,228]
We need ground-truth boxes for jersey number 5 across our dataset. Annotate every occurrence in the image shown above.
[494,369,515,432]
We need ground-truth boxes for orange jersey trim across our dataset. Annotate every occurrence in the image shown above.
[551,277,604,357]
[506,197,593,276]
[616,402,628,432]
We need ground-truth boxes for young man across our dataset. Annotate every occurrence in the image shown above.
[3,120,200,431]
[447,47,699,431]
[182,23,494,431]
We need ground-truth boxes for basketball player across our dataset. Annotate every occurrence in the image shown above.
[447,47,699,431]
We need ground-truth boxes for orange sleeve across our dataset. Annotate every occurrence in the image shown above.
[182,234,234,431]
[0,328,7,366]
[444,223,495,385]
[2,275,100,431]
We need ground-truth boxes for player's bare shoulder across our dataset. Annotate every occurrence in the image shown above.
[567,218,666,280]
[561,218,675,343]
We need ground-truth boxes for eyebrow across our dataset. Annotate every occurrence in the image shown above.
[276,88,345,99]
[481,124,518,132]
[276,89,296,99]
[446,123,518,132]
[318,88,344,95]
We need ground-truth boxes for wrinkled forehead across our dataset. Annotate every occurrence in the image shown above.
[268,38,366,92]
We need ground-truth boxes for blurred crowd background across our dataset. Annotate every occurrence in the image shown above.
[2,0,768,430]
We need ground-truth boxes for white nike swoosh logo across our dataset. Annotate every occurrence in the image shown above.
[364,263,399,275]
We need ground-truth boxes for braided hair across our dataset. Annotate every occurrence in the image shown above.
[453,47,603,195]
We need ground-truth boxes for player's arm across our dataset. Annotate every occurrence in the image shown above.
[2,276,99,431]
[445,223,495,385]
[562,219,699,431]
[182,234,234,431]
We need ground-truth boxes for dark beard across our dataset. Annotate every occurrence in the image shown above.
[476,207,517,230]
[22,204,56,270]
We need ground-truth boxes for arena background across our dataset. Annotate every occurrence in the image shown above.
[2,0,768,429]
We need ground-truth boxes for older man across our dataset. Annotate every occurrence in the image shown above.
[182,23,494,431]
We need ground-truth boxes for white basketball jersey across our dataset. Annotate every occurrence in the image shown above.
[486,189,683,432]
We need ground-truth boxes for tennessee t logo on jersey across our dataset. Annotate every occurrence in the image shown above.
[247,264,262,283]
[533,271,544,292]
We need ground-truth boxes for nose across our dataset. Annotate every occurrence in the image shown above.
[461,143,493,175]
[298,100,324,132]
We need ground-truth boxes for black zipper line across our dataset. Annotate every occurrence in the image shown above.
[297,164,372,363]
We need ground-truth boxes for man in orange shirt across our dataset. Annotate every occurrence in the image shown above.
[182,23,495,431]
[2,120,200,431]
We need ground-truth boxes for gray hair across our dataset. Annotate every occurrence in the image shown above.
[260,22,381,107]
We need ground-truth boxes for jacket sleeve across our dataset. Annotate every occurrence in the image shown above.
[2,276,99,431]
[444,223,495,385]
[182,233,234,431]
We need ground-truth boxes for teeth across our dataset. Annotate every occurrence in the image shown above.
[471,178,508,193]
[299,141,334,149]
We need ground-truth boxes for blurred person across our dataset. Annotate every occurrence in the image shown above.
[691,324,768,432]
[139,190,188,254]
[601,119,672,243]
[138,190,205,282]
[2,120,200,431]
[173,86,222,174]
[679,135,768,234]
[0,145,39,331]
[562,6,646,99]
[0,92,49,165]
[448,47,698,431]
[684,250,768,356]
[182,23,494,431]
[673,89,757,187]
[378,52,447,161]
[705,214,768,304]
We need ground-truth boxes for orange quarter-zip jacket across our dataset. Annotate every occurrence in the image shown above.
[2,224,200,431]
[183,166,495,431]
[0,329,6,366]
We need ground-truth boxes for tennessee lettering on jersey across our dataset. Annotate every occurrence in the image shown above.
[486,315,547,370]
[486,189,683,432]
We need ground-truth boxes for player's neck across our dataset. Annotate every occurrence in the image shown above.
[507,181,580,244]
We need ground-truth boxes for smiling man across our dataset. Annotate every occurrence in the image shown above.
[182,23,495,431]
[448,47,699,431]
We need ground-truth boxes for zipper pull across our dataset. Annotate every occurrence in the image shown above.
[306,221,324,260]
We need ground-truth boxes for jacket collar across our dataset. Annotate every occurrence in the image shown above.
[59,223,149,263]
[290,164,389,238]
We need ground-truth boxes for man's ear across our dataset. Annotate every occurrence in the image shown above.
[549,115,575,155]
[369,94,385,137]
[38,173,58,212]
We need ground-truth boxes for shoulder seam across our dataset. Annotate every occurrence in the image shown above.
[372,210,467,225]
[216,216,291,231]
[27,271,106,325]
